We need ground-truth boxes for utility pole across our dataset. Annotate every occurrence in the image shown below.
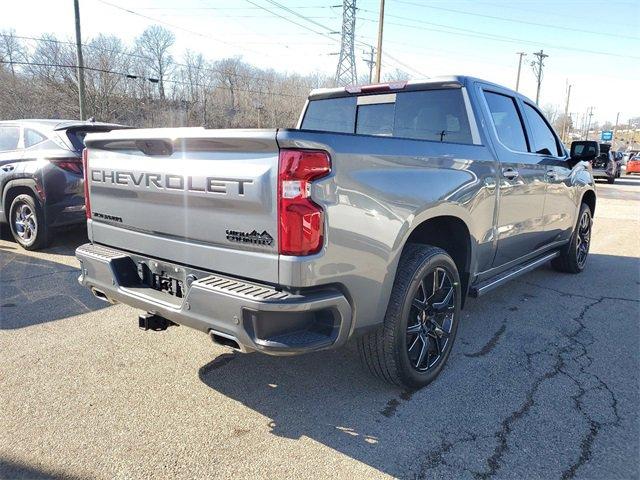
[584,107,594,140]
[374,0,385,83]
[363,46,375,83]
[612,111,620,147]
[74,0,87,120]
[515,52,526,92]
[562,83,571,143]
[530,49,549,105]
[335,0,357,86]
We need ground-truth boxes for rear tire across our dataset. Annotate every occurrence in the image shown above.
[8,194,50,250]
[551,203,592,274]
[358,244,461,389]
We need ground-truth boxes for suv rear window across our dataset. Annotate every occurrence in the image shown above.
[301,88,473,144]
[0,126,20,151]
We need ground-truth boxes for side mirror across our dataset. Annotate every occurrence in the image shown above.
[570,141,599,161]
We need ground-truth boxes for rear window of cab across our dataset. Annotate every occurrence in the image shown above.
[301,88,473,144]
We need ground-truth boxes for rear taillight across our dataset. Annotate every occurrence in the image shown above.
[278,149,331,256]
[51,158,83,174]
[82,148,91,219]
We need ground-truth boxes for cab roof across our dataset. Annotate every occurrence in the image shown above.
[308,75,533,104]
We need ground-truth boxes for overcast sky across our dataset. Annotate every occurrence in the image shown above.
[2,0,639,124]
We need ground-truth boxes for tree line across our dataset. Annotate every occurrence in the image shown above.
[2,25,638,147]
[0,26,332,128]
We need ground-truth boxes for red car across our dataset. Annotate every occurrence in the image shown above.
[627,155,640,175]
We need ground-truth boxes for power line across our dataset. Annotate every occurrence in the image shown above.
[0,33,152,61]
[0,60,307,99]
[243,0,338,44]
[243,0,428,78]
[356,14,640,60]
[390,0,640,41]
[94,0,269,58]
[137,5,334,10]
[0,33,291,85]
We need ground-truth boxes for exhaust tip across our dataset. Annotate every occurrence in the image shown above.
[91,288,112,303]
[209,330,241,351]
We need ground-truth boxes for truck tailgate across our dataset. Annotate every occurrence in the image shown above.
[84,128,280,284]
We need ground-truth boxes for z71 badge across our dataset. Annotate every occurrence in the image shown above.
[225,229,274,246]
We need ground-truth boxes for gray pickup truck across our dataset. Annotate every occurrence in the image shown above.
[76,76,596,388]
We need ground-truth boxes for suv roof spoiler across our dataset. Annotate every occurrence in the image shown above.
[53,122,132,132]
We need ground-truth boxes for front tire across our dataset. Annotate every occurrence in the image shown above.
[551,203,592,274]
[9,194,50,250]
[358,244,461,389]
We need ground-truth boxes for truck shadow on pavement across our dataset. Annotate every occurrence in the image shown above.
[0,459,71,480]
[197,252,639,478]
[0,225,109,329]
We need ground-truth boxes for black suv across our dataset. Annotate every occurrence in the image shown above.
[0,119,126,250]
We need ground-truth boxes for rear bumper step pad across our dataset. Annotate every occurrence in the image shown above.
[76,243,352,355]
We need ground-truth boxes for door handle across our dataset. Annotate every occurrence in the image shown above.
[484,177,496,191]
[545,170,557,180]
[502,168,519,180]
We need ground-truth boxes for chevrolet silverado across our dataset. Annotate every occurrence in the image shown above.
[76,76,597,388]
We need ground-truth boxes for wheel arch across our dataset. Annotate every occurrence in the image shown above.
[401,214,473,307]
[2,180,41,221]
[581,189,596,216]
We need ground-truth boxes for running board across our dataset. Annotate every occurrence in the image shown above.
[468,251,560,298]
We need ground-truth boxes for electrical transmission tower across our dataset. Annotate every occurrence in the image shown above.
[530,49,549,105]
[335,0,357,86]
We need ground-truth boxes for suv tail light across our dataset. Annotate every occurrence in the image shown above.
[278,149,331,256]
[82,148,91,219]
[51,157,83,174]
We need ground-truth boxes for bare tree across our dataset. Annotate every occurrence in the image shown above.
[0,29,27,78]
[383,68,409,82]
[84,35,133,121]
[0,24,328,128]
[541,104,559,124]
[135,25,175,100]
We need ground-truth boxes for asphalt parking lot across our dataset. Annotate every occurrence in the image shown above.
[1,177,639,479]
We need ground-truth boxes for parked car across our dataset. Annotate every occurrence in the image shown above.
[613,151,624,177]
[76,76,596,389]
[627,154,640,175]
[0,119,127,249]
[589,143,617,183]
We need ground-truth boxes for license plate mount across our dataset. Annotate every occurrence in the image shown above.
[137,260,187,299]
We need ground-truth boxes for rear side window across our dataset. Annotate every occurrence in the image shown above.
[0,126,20,151]
[394,89,472,143]
[522,103,561,156]
[301,96,356,133]
[25,129,47,148]
[483,91,528,152]
[302,88,473,144]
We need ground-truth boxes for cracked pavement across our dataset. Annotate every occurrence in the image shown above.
[1,178,639,479]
